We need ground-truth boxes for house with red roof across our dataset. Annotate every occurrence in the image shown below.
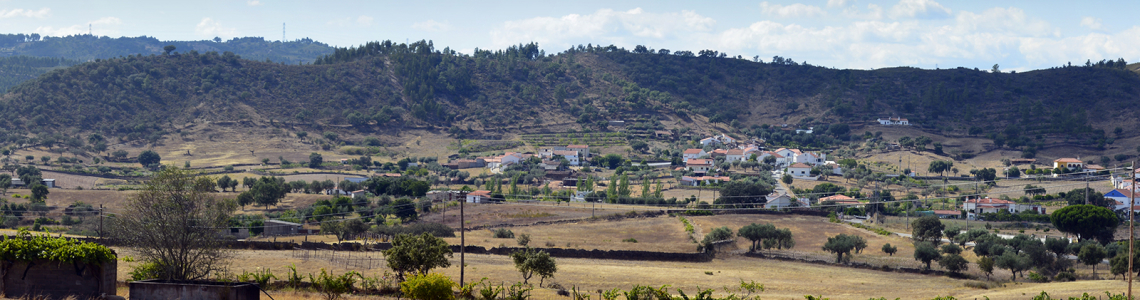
[682,149,707,162]
[686,159,713,174]
[964,197,1045,219]
[466,190,493,203]
[787,163,813,178]
[1053,158,1084,170]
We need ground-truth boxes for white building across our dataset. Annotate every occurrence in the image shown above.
[682,149,706,162]
[877,117,910,125]
[686,159,713,174]
[466,190,493,203]
[787,163,813,178]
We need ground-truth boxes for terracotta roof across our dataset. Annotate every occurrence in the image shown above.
[789,163,812,169]
[791,149,803,155]
[712,149,728,154]
[1112,189,1140,198]
[932,210,960,215]
[802,152,819,158]
[765,151,784,158]
[687,159,712,166]
[1085,164,1105,170]
[727,149,744,155]
[552,150,578,156]
[468,190,491,197]
[683,149,704,155]
[567,144,589,149]
[1054,158,1082,163]
[965,197,1014,206]
[819,194,853,201]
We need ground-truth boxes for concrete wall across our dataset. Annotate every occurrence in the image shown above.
[0,259,116,299]
[129,280,260,300]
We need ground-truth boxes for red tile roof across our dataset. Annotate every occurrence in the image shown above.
[683,149,704,155]
[468,190,491,197]
[933,210,960,216]
[820,194,853,201]
[789,163,812,169]
[1054,158,1082,163]
[687,159,713,166]
[965,197,1014,206]
[727,149,744,155]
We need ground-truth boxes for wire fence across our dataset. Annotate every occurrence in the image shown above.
[292,248,387,270]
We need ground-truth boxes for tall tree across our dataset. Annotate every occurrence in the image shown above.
[1051,205,1118,243]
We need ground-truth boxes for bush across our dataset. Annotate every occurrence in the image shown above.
[1054,270,1076,282]
[702,226,734,244]
[400,273,456,300]
[1027,271,1049,283]
[129,261,161,281]
[517,234,531,246]
[310,268,359,300]
[493,228,515,238]
[372,223,455,237]
[622,238,638,243]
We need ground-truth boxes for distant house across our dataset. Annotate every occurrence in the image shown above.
[1083,164,1105,173]
[787,163,813,178]
[552,145,591,158]
[345,177,369,184]
[964,197,1045,219]
[709,149,728,158]
[820,194,862,207]
[680,176,730,186]
[726,149,744,162]
[877,117,910,125]
[700,137,717,147]
[932,210,962,219]
[1053,158,1084,170]
[686,159,714,174]
[264,220,306,236]
[682,149,706,162]
[350,190,368,199]
[1105,189,1140,211]
[764,193,794,209]
[41,179,55,188]
[466,190,493,203]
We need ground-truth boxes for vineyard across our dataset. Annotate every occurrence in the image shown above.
[521,132,628,147]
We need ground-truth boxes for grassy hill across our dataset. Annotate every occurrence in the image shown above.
[0,40,1136,157]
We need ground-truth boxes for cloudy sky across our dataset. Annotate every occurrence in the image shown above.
[1,0,1137,71]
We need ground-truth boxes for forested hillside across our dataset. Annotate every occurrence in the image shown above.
[0,39,1136,155]
[0,56,81,93]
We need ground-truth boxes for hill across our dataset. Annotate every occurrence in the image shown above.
[0,40,1136,157]
[0,33,335,93]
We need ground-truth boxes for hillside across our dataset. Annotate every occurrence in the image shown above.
[0,40,1137,157]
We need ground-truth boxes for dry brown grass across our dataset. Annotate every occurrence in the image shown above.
[439,215,694,252]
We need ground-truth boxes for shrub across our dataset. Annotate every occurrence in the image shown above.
[479,280,505,300]
[1054,270,1076,282]
[1027,271,1049,283]
[622,238,638,243]
[400,273,456,300]
[493,228,515,238]
[517,234,531,246]
[310,268,359,300]
[129,261,161,281]
[702,226,734,244]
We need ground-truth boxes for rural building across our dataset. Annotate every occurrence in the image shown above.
[1053,158,1083,170]
[553,145,591,158]
[682,149,706,162]
[787,163,813,178]
[764,193,794,210]
[686,159,713,174]
[1105,189,1140,211]
[264,220,305,236]
[350,190,368,199]
[680,176,730,186]
[877,117,910,125]
[931,210,962,219]
[964,197,1045,219]
[726,149,744,162]
[466,190,492,203]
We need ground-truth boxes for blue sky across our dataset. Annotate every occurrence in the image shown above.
[1,0,1137,71]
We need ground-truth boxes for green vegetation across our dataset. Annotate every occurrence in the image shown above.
[0,229,115,264]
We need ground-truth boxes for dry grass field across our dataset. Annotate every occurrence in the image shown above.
[439,215,695,252]
[109,247,1130,300]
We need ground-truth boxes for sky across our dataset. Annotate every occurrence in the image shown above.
[1,0,1137,71]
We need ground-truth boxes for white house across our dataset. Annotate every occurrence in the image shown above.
[552,145,591,158]
[773,148,799,163]
[756,151,786,165]
[680,176,730,186]
[877,117,910,125]
[794,152,826,165]
[1105,189,1140,211]
[726,149,745,162]
[551,150,580,166]
[964,197,1045,218]
[686,159,713,174]
[700,137,717,147]
[350,190,368,199]
[682,149,706,162]
[787,163,813,178]
[466,190,493,203]
[764,193,794,209]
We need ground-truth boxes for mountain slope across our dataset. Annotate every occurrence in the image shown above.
[0,41,1136,154]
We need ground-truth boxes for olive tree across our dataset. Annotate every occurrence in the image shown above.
[384,233,452,281]
[511,247,557,286]
[822,234,864,263]
[111,167,237,280]
[910,216,944,243]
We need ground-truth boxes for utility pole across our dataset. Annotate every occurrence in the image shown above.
[459,189,467,287]
[1129,161,1135,299]
[98,204,104,239]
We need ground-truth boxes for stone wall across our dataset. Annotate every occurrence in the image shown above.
[0,259,116,299]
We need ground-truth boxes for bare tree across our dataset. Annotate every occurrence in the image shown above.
[112,167,237,280]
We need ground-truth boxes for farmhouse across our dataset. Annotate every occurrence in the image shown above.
[264,220,306,236]
[682,149,707,162]
[786,163,813,178]
[819,194,862,207]
[680,176,730,186]
[1105,189,1140,211]
[877,117,910,125]
[964,197,1045,219]
[1053,158,1083,170]
[764,193,797,209]
[466,190,493,203]
[686,159,714,174]
[726,149,745,162]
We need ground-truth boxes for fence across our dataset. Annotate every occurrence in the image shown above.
[292,248,387,270]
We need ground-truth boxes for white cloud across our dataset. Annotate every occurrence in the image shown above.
[842,4,884,20]
[327,15,373,27]
[0,8,49,18]
[889,0,951,19]
[827,0,849,8]
[412,19,452,32]
[760,2,827,18]
[357,16,373,26]
[491,8,715,49]
[246,0,262,6]
[34,17,122,37]
[196,18,237,39]
[1080,17,1103,31]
